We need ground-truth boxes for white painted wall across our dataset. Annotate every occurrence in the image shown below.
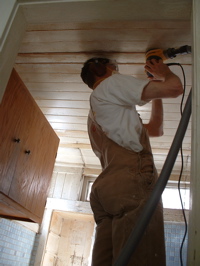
[187,1,200,265]
[0,0,26,101]
[0,0,16,45]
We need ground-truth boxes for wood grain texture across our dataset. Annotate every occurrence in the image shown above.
[14,3,192,198]
[0,69,59,222]
[42,211,94,265]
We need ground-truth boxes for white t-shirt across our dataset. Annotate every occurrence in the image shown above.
[90,73,149,152]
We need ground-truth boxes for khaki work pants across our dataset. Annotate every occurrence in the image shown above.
[88,115,166,266]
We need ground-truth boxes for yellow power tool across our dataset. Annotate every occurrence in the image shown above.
[145,45,191,77]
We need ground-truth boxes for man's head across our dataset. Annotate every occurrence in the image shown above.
[80,57,118,89]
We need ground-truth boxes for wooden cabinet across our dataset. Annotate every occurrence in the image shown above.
[0,69,59,223]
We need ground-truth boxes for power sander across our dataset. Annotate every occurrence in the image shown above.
[145,45,191,77]
[146,45,191,61]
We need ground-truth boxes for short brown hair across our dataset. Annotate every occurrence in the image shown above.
[80,58,110,88]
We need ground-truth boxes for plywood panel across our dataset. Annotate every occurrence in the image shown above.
[42,211,94,266]
[58,213,94,265]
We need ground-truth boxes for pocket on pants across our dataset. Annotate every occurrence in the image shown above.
[97,168,145,216]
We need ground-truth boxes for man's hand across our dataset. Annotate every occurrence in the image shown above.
[144,59,171,81]
[142,60,183,101]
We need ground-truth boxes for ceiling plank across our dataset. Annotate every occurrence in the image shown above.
[21,1,192,25]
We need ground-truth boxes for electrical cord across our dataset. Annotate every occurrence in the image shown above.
[167,62,188,266]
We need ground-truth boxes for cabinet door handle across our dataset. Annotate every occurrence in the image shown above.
[25,150,31,155]
[14,138,20,143]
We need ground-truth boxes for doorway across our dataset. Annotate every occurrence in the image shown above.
[42,211,95,265]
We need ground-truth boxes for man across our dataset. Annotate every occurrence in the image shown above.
[81,57,183,266]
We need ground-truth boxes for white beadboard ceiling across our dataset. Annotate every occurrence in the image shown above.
[14,0,192,183]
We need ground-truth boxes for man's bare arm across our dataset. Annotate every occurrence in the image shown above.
[142,59,183,101]
[142,59,183,137]
[144,99,164,137]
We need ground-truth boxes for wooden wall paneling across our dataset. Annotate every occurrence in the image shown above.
[150,134,191,145]
[12,72,83,83]
[21,1,191,25]
[18,24,191,54]
[21,28,190,44]
[19,40,191,54]
[20,82,90,92]
[57,131,90,144]
[50,169,85,201]
[14,63,191,81]
[44,115,87,124]
[83,150,97,168]
[149,140,191,152]
[48,171,58,198]
[26,20,191,32]
[61,170,83,201]
[14,63,82,73]
[33,100,89,109]
[56,147,83,165]
[83,168,101,176]
[15,51,192,65]
[58,137,90,146]
[59,143,91,150]
[48,123,87,132]
[52,172,66,199]
[140,111,184,122]
[41,108,88,119]
[28,91,90,101]
[154,154,190,171]
[52,166,84,175]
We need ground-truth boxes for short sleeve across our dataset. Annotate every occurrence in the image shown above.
[93,73,149,107]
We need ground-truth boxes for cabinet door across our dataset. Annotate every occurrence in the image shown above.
[0,69,59,222]
[9,107,59,218]
[0,70,29,195]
